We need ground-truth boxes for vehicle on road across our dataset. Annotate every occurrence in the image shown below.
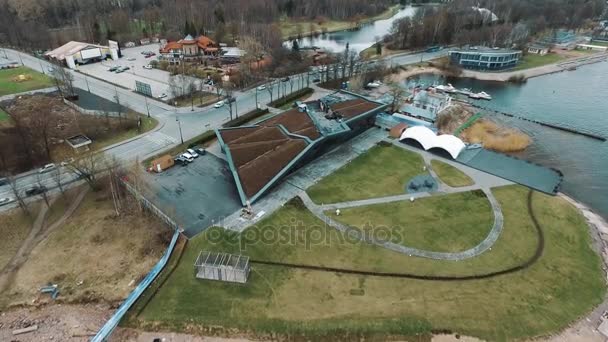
[181,153,195,163]
[0,197,13,206]
[313,78,321,83]
[214,101,224,108]
[0,177,7,186]
[127,57,136,61]
[174,156,188,166]
[108,66,119,72]
[281,77,290,82]
[257,85,266,91]
[195,147,206,155]
[39,163,56,174]
[145,53,156,58]
[157,93,167,99]
[25,185,47,196]
[143,64,152,69]
[186,149,199,158]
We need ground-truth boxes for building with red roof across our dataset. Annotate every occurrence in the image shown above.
[159,34,221,64]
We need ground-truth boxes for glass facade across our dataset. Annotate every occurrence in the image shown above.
[449,50,522,71]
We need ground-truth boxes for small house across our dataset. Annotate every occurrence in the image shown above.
[528,44,549,56]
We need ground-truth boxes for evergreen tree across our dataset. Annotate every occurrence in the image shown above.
[292,39,300,52]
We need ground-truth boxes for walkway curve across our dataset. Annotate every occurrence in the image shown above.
[253,190,544,281]
[300,187,504,261]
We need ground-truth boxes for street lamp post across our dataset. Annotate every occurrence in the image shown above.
[175,116,184,144]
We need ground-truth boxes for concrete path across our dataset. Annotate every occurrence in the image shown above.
[301,185,504,261]
[0,86,58,102]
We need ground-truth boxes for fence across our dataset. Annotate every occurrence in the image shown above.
[63,98,122,118]
[121,179,180,231]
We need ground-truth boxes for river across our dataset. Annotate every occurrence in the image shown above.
[406,61,608,219]
[289,6,418,53]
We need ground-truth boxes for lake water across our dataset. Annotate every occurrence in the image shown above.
[289,6,418,53]
[407,61,608,219]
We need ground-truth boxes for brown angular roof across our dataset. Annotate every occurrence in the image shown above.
[329,98,382,119]
[219,126,308,198]
[260,108,320,140]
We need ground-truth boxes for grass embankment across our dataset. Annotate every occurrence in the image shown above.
[0,186,171,308]
[89,114,158,151]
[131,185,605,340]
[461,119,531,152]
[328,190,492,252]
[512,53,565,71]
[0,108,9,122]
[430,160,474,187]
[0,67,54,96]
[307,144,425,204]
[172,91,218,108]
[0,207,37,270]
[280,5,400,39]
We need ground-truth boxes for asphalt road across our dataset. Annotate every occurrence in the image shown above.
[0,47,446,208]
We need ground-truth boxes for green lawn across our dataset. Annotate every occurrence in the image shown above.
[0,108,8,122]
[430,160,474,187]
[307,144,426,204]
[172,91,218,108]
[129,185,605,340]
[0,67,54,96]
[512,53,565,71]
[328,190,492,252]
[90,115,158,150]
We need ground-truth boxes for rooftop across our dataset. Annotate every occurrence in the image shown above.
[45,41,108,60]
[449,46,521,54]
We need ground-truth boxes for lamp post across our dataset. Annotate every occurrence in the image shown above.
[175,116,184,144]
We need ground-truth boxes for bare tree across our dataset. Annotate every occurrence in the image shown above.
[266,81,274,102]
[66,151,105,190]
[388,81,406,113]
[35,173,50,207]
[51,167,66,199]
[51,63,76,98]
[7,175,29,216]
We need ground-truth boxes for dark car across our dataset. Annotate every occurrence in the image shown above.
[195,147,206,156]
[0,177,7,186]
[174,156,188,166]
[25,185,47,196]
[108,66,119,72]
[313,78,321,83]
[281,77,290,82]
[145,53,156,58]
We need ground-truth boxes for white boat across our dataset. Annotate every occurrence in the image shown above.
[435,83,457,93]
[366,81,382,88]
[469,91,492,100]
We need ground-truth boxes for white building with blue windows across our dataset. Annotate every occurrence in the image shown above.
[448,47,522,71]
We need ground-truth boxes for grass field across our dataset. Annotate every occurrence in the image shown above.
[430,160,474,187]
[89,115,158,151]
[280,5,399,39]
[172,91,218,108]
[0,108,8,122]
[130,185,605,340]
[307,145,425,204]
[328,190,492,252]
[0,67,54,96]
[0,206,37,271]
[512,53,565,71]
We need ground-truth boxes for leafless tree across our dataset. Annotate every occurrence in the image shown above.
[66,151,105,190]
[388,81,406,113]
[7,174,29,216]
[51,63,76,98]
[35,172,50,207]
[266,81,274,102]
[51,167,66,199]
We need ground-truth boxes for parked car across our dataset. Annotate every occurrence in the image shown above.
[195,147,206,155]
[25,185,47,196]
[257,85,266,91]
[313,78,321,83]
[157,93,167,99]
[0,177,7,186]
[108,66,119,72]
[281,77,290,82]
[127,57,136,61]
[214,101,224,108]
[39,163,56,174]
[0,197,13,206]
[186,148,199,158]
[145,53,156,58]
[181,153,194,163]
[174,156,188,166]
[143,65,152,69]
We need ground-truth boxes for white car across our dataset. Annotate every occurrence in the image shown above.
[143,64,152,69]
[257,85,266,91]
[157,93,167,99]
[186,149,199,158]
[181,153,194,162]
[0,197,13,206]
[39,163,56,174]
[214,101,224,108]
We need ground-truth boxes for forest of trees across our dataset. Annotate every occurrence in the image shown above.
[387,0,605,50]
[0,0,393,50]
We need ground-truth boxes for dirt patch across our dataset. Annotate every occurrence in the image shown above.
[0,303,112,341]
[461,119,532,152]
[0,184,170,308]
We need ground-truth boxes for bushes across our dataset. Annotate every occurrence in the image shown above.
[268,88,313,108]
[507,74,527,83]
[223,108,270,128]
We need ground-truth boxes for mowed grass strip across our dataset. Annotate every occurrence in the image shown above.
[0,67,54,96]
[430,159,474,187]
[307,145,425,204]
[134,185,605,340]
[328,190,492,252]
[512,53,564,71]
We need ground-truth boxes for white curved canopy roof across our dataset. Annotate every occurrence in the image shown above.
[400,126,465,159]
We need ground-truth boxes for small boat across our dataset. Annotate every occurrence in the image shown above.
[435,83,457,93]
[469,91,492,100]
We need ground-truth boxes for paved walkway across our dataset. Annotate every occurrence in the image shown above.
[0,86,58,102]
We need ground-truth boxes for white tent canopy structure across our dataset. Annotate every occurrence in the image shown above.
[399,126,466,159]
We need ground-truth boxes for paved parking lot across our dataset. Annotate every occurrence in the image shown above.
[77,44,172,98]
[144,153,242,237]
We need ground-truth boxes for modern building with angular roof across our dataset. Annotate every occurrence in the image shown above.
[216,91,388,205]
